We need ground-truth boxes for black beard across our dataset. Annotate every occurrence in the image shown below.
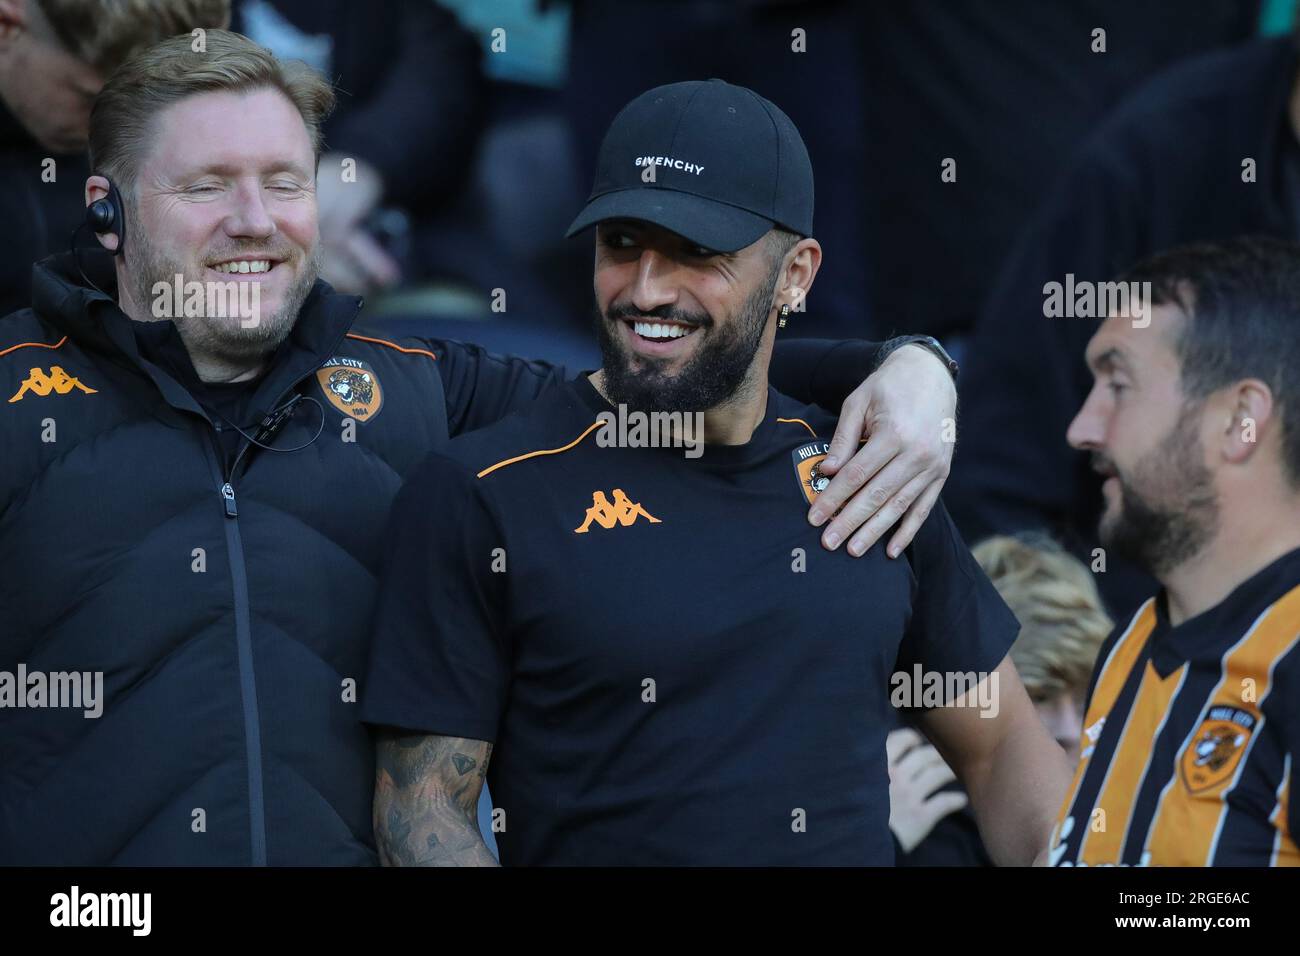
[595,265,778,414]
[1099,403,1220,577]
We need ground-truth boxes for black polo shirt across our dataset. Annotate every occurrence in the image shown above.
[362,375,1018,865]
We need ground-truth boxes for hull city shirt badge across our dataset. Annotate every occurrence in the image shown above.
[316,356,383,421]
[1180,704,1256,794]
[792,439,831,505]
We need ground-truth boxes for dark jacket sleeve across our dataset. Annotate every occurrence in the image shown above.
[768,338,883,411]
[423,338,571,437]
[428,336,903,437]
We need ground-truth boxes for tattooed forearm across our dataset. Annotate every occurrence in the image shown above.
[373,731,497,866]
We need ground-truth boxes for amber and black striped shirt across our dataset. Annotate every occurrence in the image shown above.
[1051,548,1300,866]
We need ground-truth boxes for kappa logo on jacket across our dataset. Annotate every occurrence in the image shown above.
[574,489,661,533]
[8,366,97,403]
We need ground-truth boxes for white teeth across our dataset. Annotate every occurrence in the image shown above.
[633,321,691,339]
[213,260,271,274]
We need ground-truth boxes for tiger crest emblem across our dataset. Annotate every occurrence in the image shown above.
[328,368,373,406]
[791,439,832,505]
[806,462,831,497]
[1181,705,1256,793]
[316,358,384,421]
[1193,728,1243,772]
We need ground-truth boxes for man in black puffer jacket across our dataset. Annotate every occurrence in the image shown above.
[0,30,961,864]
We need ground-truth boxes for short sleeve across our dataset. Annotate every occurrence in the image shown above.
[895,500,1021,696]
[360,452,509,743]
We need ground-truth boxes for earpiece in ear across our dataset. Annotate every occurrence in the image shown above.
[86,198,116,233]
[86,178,126,255]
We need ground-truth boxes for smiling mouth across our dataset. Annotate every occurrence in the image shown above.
[625,318,700,344]
[208,258,282,276]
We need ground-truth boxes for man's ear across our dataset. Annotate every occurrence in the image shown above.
[0,0,29,47]
[1220,379,1274,467]
[84,174,119,252]
[780,237,822,312]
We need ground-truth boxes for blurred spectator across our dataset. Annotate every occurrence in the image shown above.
[973,533,1111,757]
[858,0,1259,345]
[232,0,486,295]
[892,533,1110,865]
[887,727,969,859]
[235,0,590,355]
[401,0,589,344]
[949,33,1300,618]
[0,0,228,317]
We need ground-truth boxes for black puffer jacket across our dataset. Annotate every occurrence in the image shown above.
[0,253,567,864]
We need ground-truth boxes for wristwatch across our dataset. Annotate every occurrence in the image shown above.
[876,335,959,382]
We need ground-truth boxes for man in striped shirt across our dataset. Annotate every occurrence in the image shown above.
[1052,237,1300,866]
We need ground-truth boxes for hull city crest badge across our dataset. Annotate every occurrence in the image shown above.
[316,356,384,422]
[1180,704,1256,794]
[792,439,831,505]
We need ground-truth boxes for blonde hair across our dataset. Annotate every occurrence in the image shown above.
[972,533,1112,701]
[88,29,335,195]
[37,0,230,74]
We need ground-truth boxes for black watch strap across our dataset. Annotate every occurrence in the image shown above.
[876,335,959,381]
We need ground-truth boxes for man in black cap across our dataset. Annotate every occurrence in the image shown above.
[361,80,1071,866]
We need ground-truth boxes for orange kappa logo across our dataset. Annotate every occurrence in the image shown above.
[574,488,661,533]
[8,366,97,403]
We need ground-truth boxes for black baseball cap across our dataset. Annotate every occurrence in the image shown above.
[565,79,814,254]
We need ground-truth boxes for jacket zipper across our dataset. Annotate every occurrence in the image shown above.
[207,428,266,866]
[201,318,355,864]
